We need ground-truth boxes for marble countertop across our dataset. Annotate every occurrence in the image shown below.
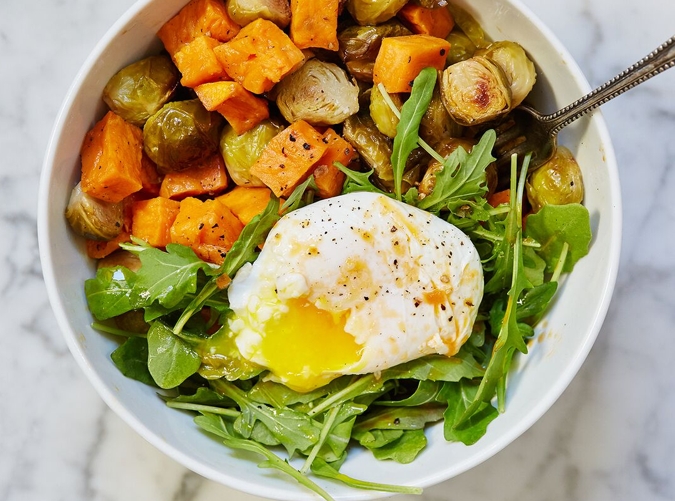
[1,0,674,500]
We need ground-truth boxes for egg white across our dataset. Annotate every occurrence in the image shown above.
[228,192,483,391]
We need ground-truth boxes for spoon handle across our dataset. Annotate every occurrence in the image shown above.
[543,35,675,136]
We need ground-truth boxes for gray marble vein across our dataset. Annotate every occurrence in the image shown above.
[0,0,674,499]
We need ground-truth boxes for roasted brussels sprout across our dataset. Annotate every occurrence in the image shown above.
[220,119,284,187]
[419,138,477,196]
[346,0,409,25]
[446,4,488,49]
[275,59,359,126]
[369,83,402,138]
[343,112,394,185]
[338,21,411,81]
[477,41,536,107]
[440,56,512,126]
[114,310,150,334]
[143,99,222,174]
[65,182,124,241]
[97,250,142,272]
[102,55,179,127]
[413,0,448,7]
[445,31,477,65]
[526,146,584,211]
[402,148,430,191]
[419,85,464,147]
[226,0,291,28]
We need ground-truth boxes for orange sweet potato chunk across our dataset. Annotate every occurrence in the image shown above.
[250,120,328,197]
[158,0,240,56]
[290,0,339,51]
[86,231,131,259]
[373,35,450,93]
[218,186,273,225]
[140,153,163,196]
[131,197,181,247]
[313,129,355,199]
[170,198,243,263]
[194,81,269,134]
[159,154,228,200]
[174,36,230,88]
[397,4,455,39]
[213,19,305,94]
[81,111,143,203]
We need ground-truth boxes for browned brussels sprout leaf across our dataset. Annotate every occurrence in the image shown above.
[65,182,124,241]
[103,55,179,127]
[343,112,394,188]
[477,41,536,107]
[143,99,222,174]
[445,30,477,65]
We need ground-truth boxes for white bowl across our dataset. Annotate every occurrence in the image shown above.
[38,0,622,499]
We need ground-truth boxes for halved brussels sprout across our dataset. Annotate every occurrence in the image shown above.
[338,21,411,81]
[343,112,394,185]
[226,0,291,28]
[446,4,488,49]
[275,59,359,125]
[102,55,179,127]
[369,83,402,138]
[143,99,222,174]
[65,182,124,241]
[419,138,477,196]
[440,56,512,126]
[445,31,477,65]
[346,0,409,25]
[526,146,584,212]
[220,119,285,187]
[419,85,464,147]
[477,41,536,107]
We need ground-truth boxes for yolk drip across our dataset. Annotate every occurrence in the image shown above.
[259,298,362,392]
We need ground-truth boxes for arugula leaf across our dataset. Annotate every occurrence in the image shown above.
[211,379,320,456]
[301,404,342,474]
[371,430,427,464]
[110,337,155,386]
[417,130,496,211]
[248,378,350,409]
[517,282,558,319]
[523,246,546,286]
[310,457,423,495]
[195,414,335,501]
[166,387,236,407]
[391,67,437,200]
[441,380,498,445]
[375,380,443,407]
[132,245,217,309]
[524,203,592,273]
[146,322,201,389]
[281,175,317,214]
[380,352,484,382]
[458,155,532,424]
[353,405,445,434]
[356,429,404,449]
[85,267,141,320]
[322,403,366,460]
[334,163,390,196]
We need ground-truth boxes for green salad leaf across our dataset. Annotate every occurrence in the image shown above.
[311,457,423,494]
[110,337,155,386]
[85,266,140,320]
[353,405,446,434]
[391,67,437,200]
[524,203,592,273]
[335,163,391,196]
[376,380,444,407]
[442,380,498,445]
[380,352,484,382]
[147,322,201,389]
[371,429,427,464]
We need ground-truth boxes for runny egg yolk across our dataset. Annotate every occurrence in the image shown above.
[258,298,363,392]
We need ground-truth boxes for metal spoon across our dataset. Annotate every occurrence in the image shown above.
[493,35,675,169]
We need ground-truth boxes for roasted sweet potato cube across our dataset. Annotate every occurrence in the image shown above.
[373,35,450,93]
[86,231,131,259]
[313,129,355,198]
[250,120,328,197]
[158,0,240,56]
[174,36,230,88]
[290,0,339,51]
[140,153,163,196]
[159,154,228,200]
[218,186,274,225]
[81,111,143,203]
[170,198,243,262]
[397,4,455,39]
[213,19,304,94]
[131,197,181,247]
[194,81,269,134]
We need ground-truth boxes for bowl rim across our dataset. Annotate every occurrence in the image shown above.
[37,0,622,499]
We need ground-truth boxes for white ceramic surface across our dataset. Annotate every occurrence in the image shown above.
[36,0,621,499]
